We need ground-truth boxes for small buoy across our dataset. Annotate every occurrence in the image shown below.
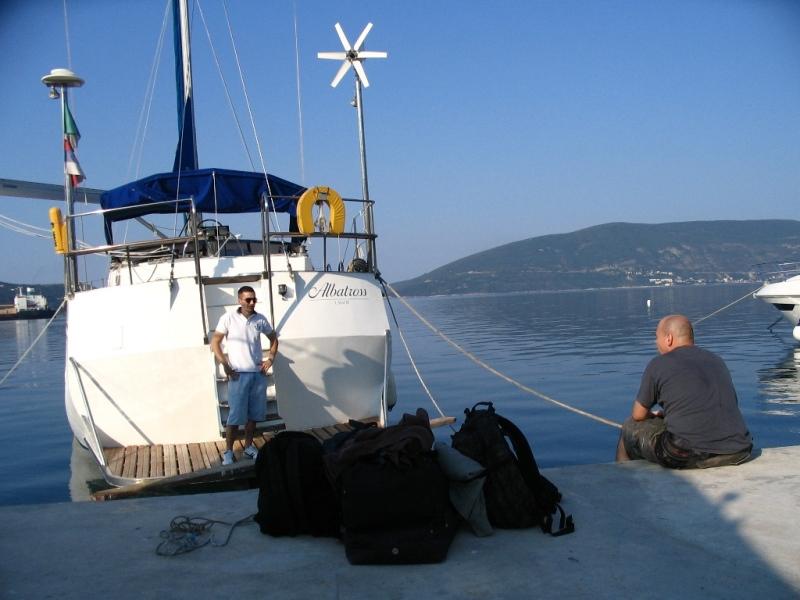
[646,299,652,308]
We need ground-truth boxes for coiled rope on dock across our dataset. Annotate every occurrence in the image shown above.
[155,514,254,556]
[0,298,67,388]
[381,281,622,430]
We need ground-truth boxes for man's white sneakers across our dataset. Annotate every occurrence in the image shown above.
[244,445,259,459]
[222,450,234,465]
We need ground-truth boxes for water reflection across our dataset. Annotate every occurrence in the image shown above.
[758,348,800,415]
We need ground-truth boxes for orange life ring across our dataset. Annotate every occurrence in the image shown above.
[296,186,346,235]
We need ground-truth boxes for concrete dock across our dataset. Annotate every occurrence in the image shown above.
[1,446,798,599]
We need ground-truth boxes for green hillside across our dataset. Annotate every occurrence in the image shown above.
[391,220,800,296]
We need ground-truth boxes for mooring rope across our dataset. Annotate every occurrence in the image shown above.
[0,298,67,388]
[382,282,622,429]
[693,285,763,325]
[380,281,454,430]
[382,281,766,430]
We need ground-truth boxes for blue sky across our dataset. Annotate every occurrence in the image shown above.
[1,0,799,284]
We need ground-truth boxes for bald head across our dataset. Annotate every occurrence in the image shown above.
[655,314,694,354]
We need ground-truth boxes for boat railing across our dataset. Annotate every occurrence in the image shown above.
[64,195,378,275]
[264,196,378,273]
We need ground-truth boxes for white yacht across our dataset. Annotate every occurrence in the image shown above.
[754,266,800,340]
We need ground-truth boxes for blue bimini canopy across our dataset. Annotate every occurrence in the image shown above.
[100,168,305,242]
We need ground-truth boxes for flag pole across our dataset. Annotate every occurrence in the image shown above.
[42,68,84,294]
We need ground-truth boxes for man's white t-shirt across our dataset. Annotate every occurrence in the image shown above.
[215,309,274,372]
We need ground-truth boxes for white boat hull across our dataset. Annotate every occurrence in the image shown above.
[755,275,800,340]
[64,256,392,454]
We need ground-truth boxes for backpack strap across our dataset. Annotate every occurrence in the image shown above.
[542,503,575,537]
[496,414,575,537]
[495,415,544,488]
[467,401,495,416]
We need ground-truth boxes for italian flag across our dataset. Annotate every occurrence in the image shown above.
[64,102,85,187]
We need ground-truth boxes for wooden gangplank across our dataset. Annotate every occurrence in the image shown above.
[93,424,349,501]
[92,415,455,501]
[103,434,270,481]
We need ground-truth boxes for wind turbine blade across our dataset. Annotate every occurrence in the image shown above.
[317,52,348,60]
[353,23,373,51]
[356,51,387,59]
[331,61,352,88]
[334,22,351,51]
[353,60,370,87]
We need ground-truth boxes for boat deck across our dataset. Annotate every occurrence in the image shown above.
[102,423,353,481]
[93,422,372,501]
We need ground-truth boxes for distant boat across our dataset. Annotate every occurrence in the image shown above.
[4,0,399,491]
[0,287,56,321]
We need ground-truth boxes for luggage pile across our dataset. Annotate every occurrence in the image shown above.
[254,403,573,565]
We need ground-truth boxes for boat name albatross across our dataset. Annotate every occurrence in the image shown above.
[308,282,368,299]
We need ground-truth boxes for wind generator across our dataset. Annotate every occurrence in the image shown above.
[318,23,387,272]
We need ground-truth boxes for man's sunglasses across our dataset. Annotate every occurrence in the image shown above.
[242,297,257,304]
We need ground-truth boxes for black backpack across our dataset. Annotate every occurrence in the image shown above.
[254,431,340,537]
[452,402,574,536]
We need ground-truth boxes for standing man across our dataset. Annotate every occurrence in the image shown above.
[211,285,279,466]
[616,314,752,469]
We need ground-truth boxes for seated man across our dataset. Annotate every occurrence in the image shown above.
[616,314,752,469]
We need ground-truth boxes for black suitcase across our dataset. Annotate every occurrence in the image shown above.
[339,452,449,530]
[343,507,458,565]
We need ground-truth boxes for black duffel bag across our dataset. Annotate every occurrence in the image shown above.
[326,408,459,564]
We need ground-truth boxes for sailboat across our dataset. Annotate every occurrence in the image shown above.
[3,1,398,489]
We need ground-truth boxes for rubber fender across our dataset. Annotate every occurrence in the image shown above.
[296,186,346,235]
[49,207,67,254]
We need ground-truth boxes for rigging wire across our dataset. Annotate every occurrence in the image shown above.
[195,0,256,171]
[220,0,292,269]
[0,213,90,249]
[292,0,306,185]
[62,0,73,69]
[0,299,67,389]
[128,0,171,182]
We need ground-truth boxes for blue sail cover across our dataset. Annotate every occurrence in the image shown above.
[100,168,305,242]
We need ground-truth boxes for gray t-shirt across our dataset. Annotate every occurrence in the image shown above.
[635,345,752,454]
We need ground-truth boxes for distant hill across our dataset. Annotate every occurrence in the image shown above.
[0,281,64,308]
[391,220,800,296]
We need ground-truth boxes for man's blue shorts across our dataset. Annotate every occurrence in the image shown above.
[226,372,267,426]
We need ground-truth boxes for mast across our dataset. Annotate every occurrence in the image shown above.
[172,0,198,172]
[353,79,377,271]
[318,23,387,273]
[41,68,84,295]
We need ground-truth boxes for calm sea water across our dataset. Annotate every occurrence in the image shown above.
[1,284,798,506]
